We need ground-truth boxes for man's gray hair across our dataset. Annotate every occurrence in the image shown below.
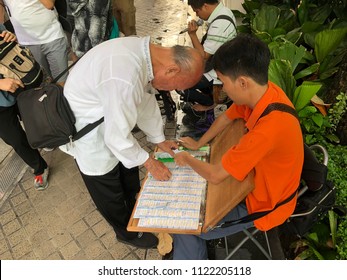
[172,45,196,72]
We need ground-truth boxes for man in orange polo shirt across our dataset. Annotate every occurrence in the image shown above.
[173,34,304,259]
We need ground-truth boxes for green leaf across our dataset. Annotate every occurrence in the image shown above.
[298,106,317,118]
[297,0,309,26]
[292,82,322,111]
[319,67,340,80]
[285,28,303,44]
[252,5,280,33]
[271,42,306,73]
[315,27,347,63]
[268,59,296,101]
[301,21,322,34]
[311,4,333,23]
[294,63,320,80]
[329,210,337,248]
[326,134,340,143]
[312,113,324,127]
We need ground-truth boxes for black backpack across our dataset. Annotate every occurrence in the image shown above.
[16,61,104,149]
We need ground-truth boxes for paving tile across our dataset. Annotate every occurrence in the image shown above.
[0,238,9,254]
[0,209,17,226]
[83,240,106,259]
[99,231,116,250]
[45,251,63,260]
[134,248,162,260]
[62,208,84,227]
[71,249,88,260]
[57,177,84,199]
[19,251,38,260]
[28,228,50,248]
[92,219,112,238]
[8,228,28,247]
[0,200,11,212]
[51,231,73,248]
[32,239,57,259]
[84,209,103,227]
[11,239,32,259]
[75,200,96,217]
[108,242,132,260]
[2,218,21,236]
[69,219,89,238]
[0,250,13,260]
[19,209,37,226]
[10,192,27,207]
[12,199,32,216]
[59,240,81,260]
[22,216,46,237]
[96,251,113,260]
[76,229,98,249]
[9,184,23,197]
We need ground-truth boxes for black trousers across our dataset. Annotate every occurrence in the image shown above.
[0,105,47,175]
[79,162,141,240]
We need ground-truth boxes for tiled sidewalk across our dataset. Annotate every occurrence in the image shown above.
[0,0,189,260]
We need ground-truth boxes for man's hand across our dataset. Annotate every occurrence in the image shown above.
[0,31,17,42]
[144,157,172,181]
[187,19,200,35]
[0,78,24,93]
[157,140,178,157]
[177,137,200,150]
[173,151,191,167]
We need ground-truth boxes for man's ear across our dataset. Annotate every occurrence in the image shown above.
[237,76,248,89]
[165,64,180,77]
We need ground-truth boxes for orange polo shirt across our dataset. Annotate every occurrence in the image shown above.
[221,81,304,231]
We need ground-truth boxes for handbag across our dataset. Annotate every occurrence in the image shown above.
[16,60,104,149]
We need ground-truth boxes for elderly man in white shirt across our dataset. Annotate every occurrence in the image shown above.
[61,36,204,249]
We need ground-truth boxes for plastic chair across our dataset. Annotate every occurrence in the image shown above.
[222,144,329,260]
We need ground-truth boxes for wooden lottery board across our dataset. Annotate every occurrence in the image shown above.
[127,119,254,234]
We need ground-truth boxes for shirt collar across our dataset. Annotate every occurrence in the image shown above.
[143,36,154,83]
[245,82,274,131]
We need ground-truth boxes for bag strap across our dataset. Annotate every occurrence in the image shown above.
[73,117,105,142]
[51,58,80,84]
[217,102,300,228]
[51,57,104,142]
[220,190,297,228]
[201,14,237,44]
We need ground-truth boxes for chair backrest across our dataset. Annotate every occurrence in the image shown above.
[300,144,328,193]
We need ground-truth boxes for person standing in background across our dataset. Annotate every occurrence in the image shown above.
[0,25,50,191]
[68,0,113,58]
[111,0,136,36]
[0,0,69,85]
[179,0,237,133]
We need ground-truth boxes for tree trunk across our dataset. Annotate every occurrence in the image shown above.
[324,52,347,145]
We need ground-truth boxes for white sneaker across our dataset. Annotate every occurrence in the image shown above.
[34,168,49,191]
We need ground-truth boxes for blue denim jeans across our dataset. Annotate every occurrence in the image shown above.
[173,202,254,260]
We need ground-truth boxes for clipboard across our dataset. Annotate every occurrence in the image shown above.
[127,119,254,234]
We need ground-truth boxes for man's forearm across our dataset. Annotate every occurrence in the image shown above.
[189,33,205,58]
